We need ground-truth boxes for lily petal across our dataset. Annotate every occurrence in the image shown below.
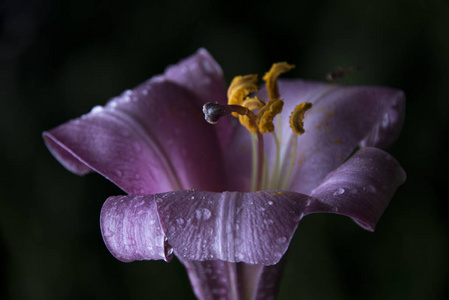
[164,48,227,107]
[226,79,405,193]
[179,259,285,300]
[100,195,172,262]
[164,48,233,152]
[43,72,226,195]
[100,148,404,263]
[310,147,406,231]
[155,190,311,265]
[282,80,404,195]
[180,260,240,300]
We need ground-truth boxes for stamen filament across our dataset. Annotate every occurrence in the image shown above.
[261,154,269,190]
[269,131,281,190]
[281,134,298,190]
[250,133,258,192]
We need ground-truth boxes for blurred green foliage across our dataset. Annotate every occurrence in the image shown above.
[1,0,448,299]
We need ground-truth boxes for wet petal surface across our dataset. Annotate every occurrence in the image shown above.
[44,54,226,194]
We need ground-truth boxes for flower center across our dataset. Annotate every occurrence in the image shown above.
[203,63,312,191]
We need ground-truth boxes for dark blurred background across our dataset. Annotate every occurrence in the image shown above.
[1,0,448,299]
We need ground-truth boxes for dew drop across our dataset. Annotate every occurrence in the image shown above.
[168,226,175,234]
[195,208,211,220]
[264,219,274,225]
[367,185,376,193]
[267,201,273,206]
[202,59,214,73]
[90,105,103,114]
[381,112,389,128]
[277,236,288,244]
[176,218,185,225]
[333,187,345,196]
[114,170,122,177]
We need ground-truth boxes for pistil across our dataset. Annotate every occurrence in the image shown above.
[203,102,265,191]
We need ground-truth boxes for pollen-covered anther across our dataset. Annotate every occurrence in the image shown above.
[239,97,265,133]
[257,99,284,133]
[227,74,259,117]
[263,62,295,101]
[289,102,313,135]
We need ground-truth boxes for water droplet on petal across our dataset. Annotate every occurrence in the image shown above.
[176,218,185,225]
[367,185,376,193]
[114,170,122,177]
[264,219,274,225]
[277,236,288,244]
[90,105,103,114]
[267,201,273,205]
[195,208,211,220]
[382,112,389,128]
[333,187,345,196]
[202,59,214,73]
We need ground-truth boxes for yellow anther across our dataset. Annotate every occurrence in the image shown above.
[290,102,313,135]
[235,96,264,132]
[257,99,284,133]
[238,110,258,133]
[263,62,295,101]
[227,75,259,117]
[242,96,265,111]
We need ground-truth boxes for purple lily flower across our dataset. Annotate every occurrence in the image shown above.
[43,49,405,299]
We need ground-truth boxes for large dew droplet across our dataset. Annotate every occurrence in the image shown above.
[333,187,345,196]
[90,105,103,114]
[195,208,211,221]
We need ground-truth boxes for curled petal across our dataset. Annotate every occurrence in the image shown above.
[101,149,403,263]
[155,190,311,265]
[100,195,172,262]
[310,147,406,231]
